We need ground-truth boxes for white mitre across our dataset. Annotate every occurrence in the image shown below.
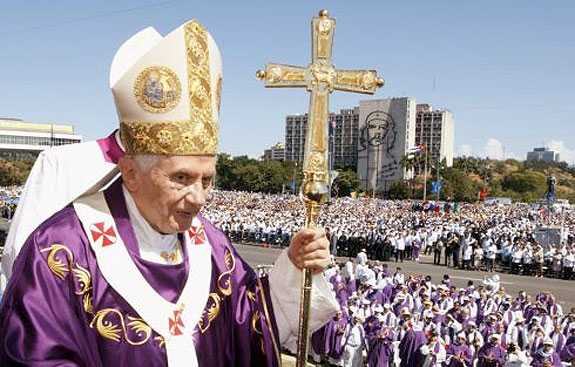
[110,20,223,156]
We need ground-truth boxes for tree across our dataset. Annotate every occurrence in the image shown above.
[331,169,358,197]
[0,158,34,186]
[502,170,546,195]
[440,167,475,202]
[215,153,235,190]
[388,180,409,199]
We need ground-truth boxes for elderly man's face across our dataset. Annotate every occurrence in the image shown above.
[121,155,216,234]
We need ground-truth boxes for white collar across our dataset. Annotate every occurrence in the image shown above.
[122,185,182,264]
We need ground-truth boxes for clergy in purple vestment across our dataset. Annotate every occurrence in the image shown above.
[532,339,562,367]
[311,324,328,356]
[0,18,339,367]
[446,334,473,367]
[325,311,348,360]
[559,335,575,362]
[367,322,394,367]
[477,334,506,367]
[336,281,350,306]
[399,327,427,367]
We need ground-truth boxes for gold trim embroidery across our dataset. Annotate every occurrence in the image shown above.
[185,20,218,153]
[41,244,94,314]
[120,120,217,156]
[41,244,156,347]
[217,247,236,296]
[155,336,166,349]
[215,76,222,116]
[256,275,282,366]
[251,310,266,355]
[90,309,152,346]
[247,288,257,302]
[41,244,74,280]
[134,66,182,114]
[198,246,235,333]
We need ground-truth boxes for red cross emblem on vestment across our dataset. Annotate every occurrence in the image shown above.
[169,309,185,336]
[188,224,206,245]
[89,222,117,247]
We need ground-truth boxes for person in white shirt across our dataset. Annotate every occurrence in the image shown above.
[503,342,529,367]
[419,331,446,367]
[342,314,366,367]
[356,248,368,266]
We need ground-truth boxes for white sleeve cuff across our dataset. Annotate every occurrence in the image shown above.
[268,249,339,345]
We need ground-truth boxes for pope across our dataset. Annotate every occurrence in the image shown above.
[0,19,339,367]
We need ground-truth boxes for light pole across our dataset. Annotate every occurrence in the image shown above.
[422,145,428,201]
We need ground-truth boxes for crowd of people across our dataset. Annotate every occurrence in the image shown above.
[2,187,575,281]
[311,259,575,367]
[0,186,20,221]
[203,190,575,280]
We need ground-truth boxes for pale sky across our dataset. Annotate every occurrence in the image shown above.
[1,1,574,162]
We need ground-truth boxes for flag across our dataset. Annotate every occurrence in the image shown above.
[408,143,426,154]
[431,180,442,194]
[329,171,339,186]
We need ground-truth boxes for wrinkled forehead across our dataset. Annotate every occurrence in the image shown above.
[134,154,217,173]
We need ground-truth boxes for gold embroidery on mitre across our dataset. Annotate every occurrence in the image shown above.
[134,66,182,114]
[120,20,219,155]
[185,20,218,153]
[215,76,222,116]
[120,120,217,155]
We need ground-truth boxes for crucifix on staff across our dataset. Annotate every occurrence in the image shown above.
[257,9,385,366]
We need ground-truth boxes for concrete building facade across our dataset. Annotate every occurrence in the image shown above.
[527,147,560,163]
[284,108,360,170]
[331,107,359,170]
[284,114,307,163]
[0,118,82,160]
[415,104,455,167]
[357,97,416,192]
[263,142,285,161]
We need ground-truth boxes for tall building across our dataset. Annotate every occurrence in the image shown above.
[357,97,416,192]
[262,142,285,161]
[331,107,359,170]
[0,118,82,160]
[284,108,360,169]
[284,114,307,163]
[415,104,455,167]
[527,147,560,163]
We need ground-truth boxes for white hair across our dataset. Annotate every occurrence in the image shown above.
[131,155,160,172]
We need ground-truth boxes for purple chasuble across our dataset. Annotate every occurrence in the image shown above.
[367,327,394,367]
[560,336,575,362]
[0,179,281,367]
[477,344,505,367]
[532,350,562,367]
[446,343,472,367]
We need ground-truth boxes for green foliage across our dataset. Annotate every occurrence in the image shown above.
[439,167,476,201]
[0,158,34,186]
[331,169,358,197]
[215,154,321,194]
[388,180,409,199]
[501,170,546,194]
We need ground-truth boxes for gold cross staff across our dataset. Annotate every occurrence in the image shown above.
[256,9,384,367]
